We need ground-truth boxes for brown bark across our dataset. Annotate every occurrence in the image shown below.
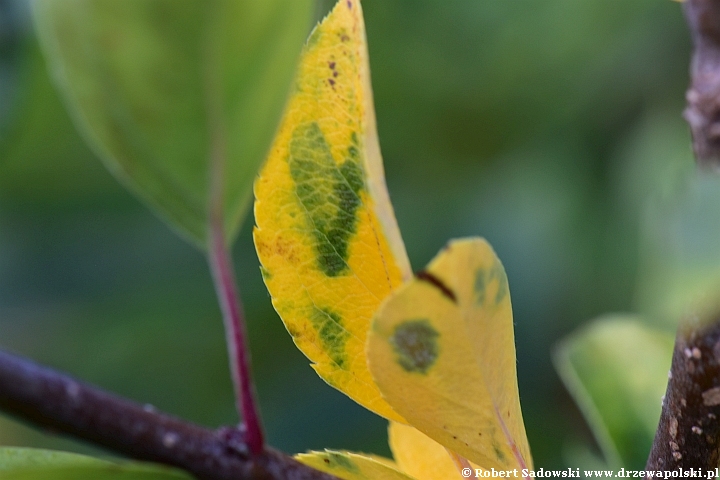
[0,349,338,480]
[646,320,720,471]
[684,0,720,167]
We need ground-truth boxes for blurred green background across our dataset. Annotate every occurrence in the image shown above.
[0,0,708,471]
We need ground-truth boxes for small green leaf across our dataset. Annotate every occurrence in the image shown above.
[0,448,106,470]
[3,467,192,480]
[0,448,192,480]
[554,316,673,469]
[33,0,313,248]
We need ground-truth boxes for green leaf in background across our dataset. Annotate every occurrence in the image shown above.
[0,448,105,470]
[0,448,192,480]
[554,316,673,469]
[32,0,313,248]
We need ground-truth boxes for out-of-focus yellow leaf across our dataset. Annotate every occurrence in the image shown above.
[253,0,411,421]
[389,422,470,480]
[368,238,532,471]
[297,450,414,480]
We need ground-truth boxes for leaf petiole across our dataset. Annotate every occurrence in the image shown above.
[208,217,264,455]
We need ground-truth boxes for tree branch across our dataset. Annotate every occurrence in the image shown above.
[646,0,720,471]
[0,349,338,480]
[646,318,720,471]
[683,0,720,168]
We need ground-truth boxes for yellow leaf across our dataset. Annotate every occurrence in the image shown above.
[368,238,533,471]
[297,450,415,480]
[253,0,411,421]
[389,422,470,480]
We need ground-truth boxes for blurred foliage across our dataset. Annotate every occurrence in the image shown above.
[0,0,704,470]
[555,317,674,470]
[636,163,720,325]
[34,0,313,248]
[0,1,25,137]
[0,448,192,480]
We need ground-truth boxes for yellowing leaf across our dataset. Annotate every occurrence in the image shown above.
[389,422,469,480]
[253,0,411,421]
[297,450,414,480]
[368,238,532,471]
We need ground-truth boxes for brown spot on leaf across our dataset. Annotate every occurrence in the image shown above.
[271,236,299,265]
[416,270,457,303]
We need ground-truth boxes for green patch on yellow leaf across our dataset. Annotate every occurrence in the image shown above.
[253,0,411,421]
[287,122,365,277]
[310,306,349,369]
[368,238,533,471]
[297,450,413,480]
[390,320,440,374]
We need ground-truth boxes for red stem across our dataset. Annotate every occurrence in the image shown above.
[208,220,264,455]
[202,43,264,453]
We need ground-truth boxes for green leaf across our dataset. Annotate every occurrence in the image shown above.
[0,448,192,480]
[0,448,106,470]
[32,0,313,248]
[554,316,673,469]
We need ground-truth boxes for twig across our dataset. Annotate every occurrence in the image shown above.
[645,318,720,471]
[683,0,720,168]
[0,349,338,480]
